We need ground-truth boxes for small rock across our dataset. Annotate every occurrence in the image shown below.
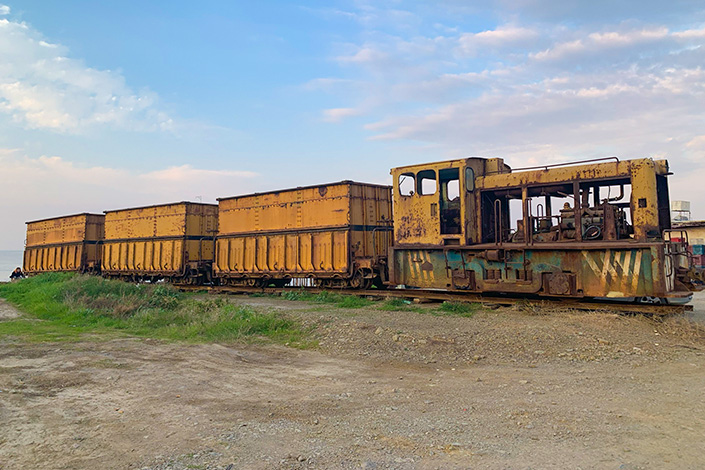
[297,455,306,462]
[374,327,383,335]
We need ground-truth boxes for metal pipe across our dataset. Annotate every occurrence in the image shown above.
[486,156,619,175]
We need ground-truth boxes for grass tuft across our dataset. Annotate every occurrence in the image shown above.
[282,288,373,308]
[0,274,311,346]
[378,298,423,312]
[435,301,480,317]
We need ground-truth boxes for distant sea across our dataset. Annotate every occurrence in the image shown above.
[0,250,23,280]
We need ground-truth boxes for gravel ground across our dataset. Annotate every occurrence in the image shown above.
[0,295,704,469]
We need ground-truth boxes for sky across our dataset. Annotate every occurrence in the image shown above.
[1,0,705,249]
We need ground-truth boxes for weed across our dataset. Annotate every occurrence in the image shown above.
[435,301,479,317]
[283,289,318,302]
[282,288,372,309]
[378,298,424,312]
[336,296,373,309]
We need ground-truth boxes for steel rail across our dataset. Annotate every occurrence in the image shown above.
[174,284,692,316]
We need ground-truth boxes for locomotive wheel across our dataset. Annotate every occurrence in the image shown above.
[246,278,258,287]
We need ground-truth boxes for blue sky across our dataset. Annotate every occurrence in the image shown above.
[1,0,705,249]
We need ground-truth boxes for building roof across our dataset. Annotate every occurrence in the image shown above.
[673,220,705,228]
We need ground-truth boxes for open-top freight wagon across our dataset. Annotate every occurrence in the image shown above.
[214,181,392,288]
[101,202,218,284]
[23,213,105,275]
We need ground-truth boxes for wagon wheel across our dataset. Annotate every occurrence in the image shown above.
[348,271,365,289]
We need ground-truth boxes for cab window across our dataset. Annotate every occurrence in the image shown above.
[399,172,415,196]
[417,170,437,195]
[465,167,475,192]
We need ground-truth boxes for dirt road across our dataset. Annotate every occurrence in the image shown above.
[1,296,704,469]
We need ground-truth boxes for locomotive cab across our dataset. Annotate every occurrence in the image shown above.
[392,157,507,247]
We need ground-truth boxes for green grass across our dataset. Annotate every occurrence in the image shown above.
[434,301,480,317]
[280,288,478,316]
[378,298,424,313]
[282,288,373,308]
[0,273,311,346]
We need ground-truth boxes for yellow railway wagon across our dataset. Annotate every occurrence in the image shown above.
[102,202,218,283]
[215,181,392,288]
[23,213,105,274]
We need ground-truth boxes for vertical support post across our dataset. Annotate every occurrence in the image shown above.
[522,186,531,244]
[573,181,582,242]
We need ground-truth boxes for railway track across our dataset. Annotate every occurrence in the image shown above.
[175,285,693,316]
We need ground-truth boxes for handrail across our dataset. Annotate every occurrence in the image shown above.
[486,157,620,175]
[494,199,502,245]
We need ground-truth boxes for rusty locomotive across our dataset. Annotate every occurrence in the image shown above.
[390,156,700,304]
[22,156,703,304]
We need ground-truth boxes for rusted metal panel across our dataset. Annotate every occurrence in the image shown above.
[25,213,104,247]
[102,202,217,278]
[391,245,676,300]
[24,244,85,273]
[217,181,391,234]
[215,230,350,276]
[475,158,667,190]
[215,182,392,285]
[23,213,104,274]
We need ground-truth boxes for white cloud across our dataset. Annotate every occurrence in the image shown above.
[301,77,355,92]
[337,47,389,65]
[0,5,9,15]
[322,107,363,122]
[0,150,260,249]
[0,15,172,133]
[142,165,257,182]
[458,25,540,55]
[673,27,705,39]
[531,27,669,62]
